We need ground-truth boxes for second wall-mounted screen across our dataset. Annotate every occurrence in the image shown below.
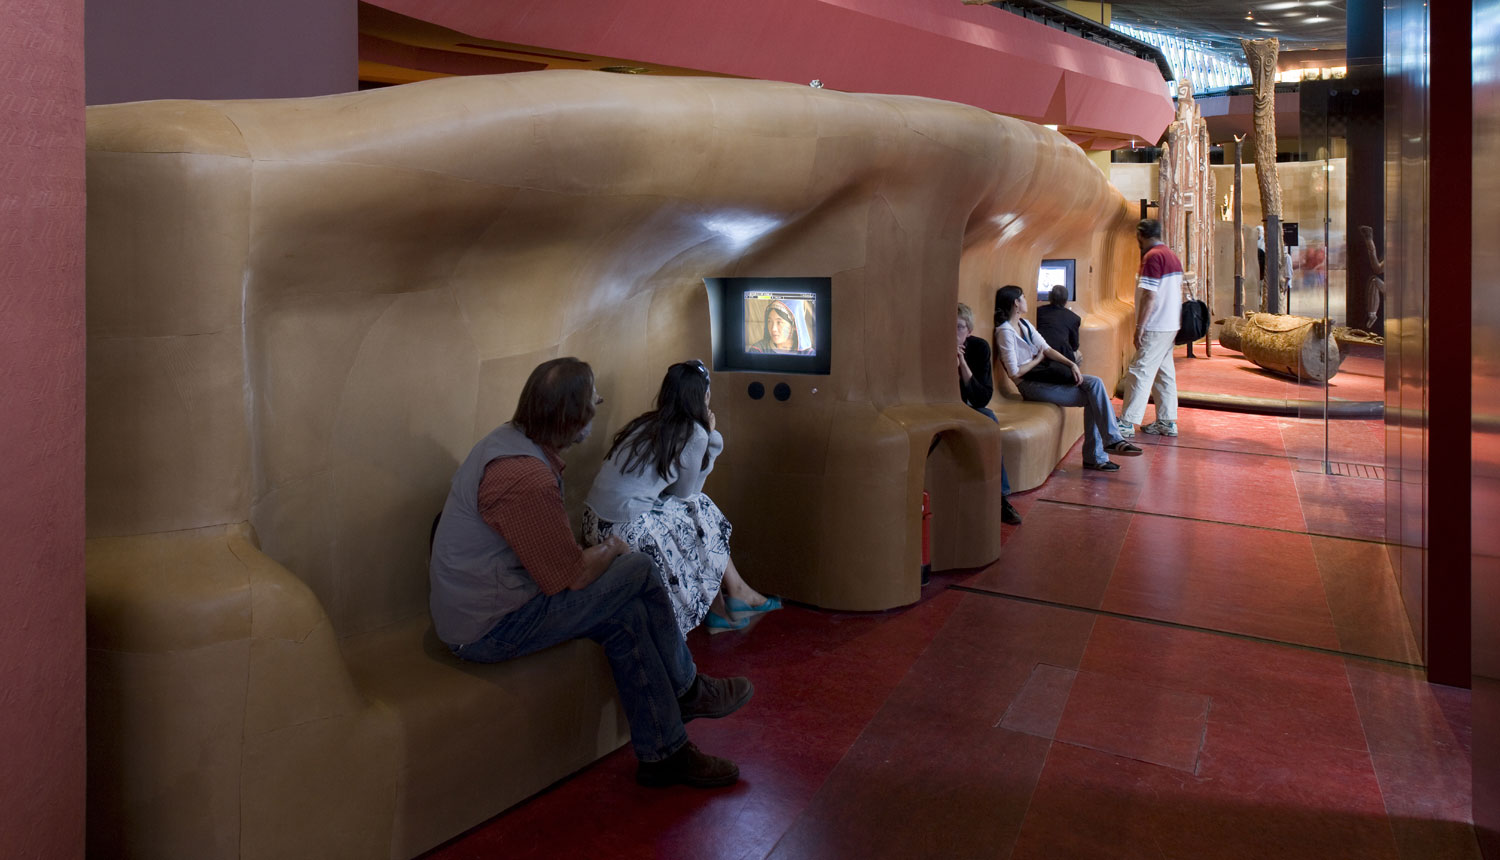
[1037,259,1076,302]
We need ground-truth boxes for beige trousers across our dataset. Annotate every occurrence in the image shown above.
[1120,329,1179,425]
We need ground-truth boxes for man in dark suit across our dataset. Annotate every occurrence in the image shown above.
[1035,285,1081,365]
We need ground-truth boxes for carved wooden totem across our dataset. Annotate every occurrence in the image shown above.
[1157,80,1215,353]
[1243,37,1286,314]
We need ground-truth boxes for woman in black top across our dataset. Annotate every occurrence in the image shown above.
[957,303,1021,525]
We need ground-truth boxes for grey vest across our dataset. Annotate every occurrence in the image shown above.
[429,423,560,646]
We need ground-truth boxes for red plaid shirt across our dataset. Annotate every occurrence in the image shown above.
[477,451,582,596]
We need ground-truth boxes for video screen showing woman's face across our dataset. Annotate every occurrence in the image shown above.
[745,292,817,355]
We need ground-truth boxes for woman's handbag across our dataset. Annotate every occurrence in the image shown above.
[1022,358,1077,386]
[1014,318,1076,385]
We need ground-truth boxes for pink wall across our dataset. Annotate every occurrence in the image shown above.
[86,0,355,104]
[0,0,86,857]
[366,0,1173,144]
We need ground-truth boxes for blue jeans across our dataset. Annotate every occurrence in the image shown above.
[1017,374,1125,467]
[972,406,1012,496]
[452,552,694,762]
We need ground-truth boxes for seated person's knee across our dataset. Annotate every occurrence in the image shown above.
[609,551,657,589]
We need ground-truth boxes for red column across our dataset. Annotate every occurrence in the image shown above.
[1427,0,1473,686]
[0,0,87,856]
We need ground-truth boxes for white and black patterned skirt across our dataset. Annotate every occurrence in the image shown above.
[583,494,733,636]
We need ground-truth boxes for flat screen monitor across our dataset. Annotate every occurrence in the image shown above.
[1037,259,1076,303]
[706,276,832,375]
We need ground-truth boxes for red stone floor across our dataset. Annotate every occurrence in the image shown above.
[425,359,1478,860]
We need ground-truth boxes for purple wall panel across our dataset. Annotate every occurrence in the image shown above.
[85,0,356,104]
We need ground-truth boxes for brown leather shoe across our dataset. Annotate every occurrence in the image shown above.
[636,742,740,788]
[677,673,753,723]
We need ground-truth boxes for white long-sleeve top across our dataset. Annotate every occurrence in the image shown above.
[584,422,724,523]
[994,318,1047,381]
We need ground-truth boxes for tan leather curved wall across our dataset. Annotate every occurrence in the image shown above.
[85,71,1136,857]
[88,70,1134,620]
[957,128,1139,492]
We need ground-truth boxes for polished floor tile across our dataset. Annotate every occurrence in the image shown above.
[1052,669,1211,772]
[1121,405,1290,458]
[1344,662,1482,860]
[1079,616,1368,739]
[1295,470,1386,540]
[1312,536,1421,663]
[768,596,1092,860]
[1012,739,1400,860]
[998,663,1077,738]
[1102,515,1341,650]
[766,715,1049,860]
[1281,418,1386,467]
[963,501,1131,608]
[1013,615,1402,860]
[1134,445,1308,532]
[1033,442,1150,510]
[875,596,1098,725]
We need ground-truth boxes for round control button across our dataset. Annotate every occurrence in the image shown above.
[773,382,791,402]
[748,381,765,400]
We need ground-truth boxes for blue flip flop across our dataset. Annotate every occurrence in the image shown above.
[705,611,750,633]
[724,596,783,616]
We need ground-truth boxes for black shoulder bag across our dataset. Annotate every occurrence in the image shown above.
[1017,320,1076,385]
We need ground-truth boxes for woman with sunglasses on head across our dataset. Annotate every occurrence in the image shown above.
[584,360,779,634]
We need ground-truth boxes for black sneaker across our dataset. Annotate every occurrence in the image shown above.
[678,673,753,722]
[636,742,740,788]
[1001,498,1023,525]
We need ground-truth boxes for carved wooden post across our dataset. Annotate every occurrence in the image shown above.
[1233,134,1245,317]
[1243,37,1284,314]
[1158,81,1215,355]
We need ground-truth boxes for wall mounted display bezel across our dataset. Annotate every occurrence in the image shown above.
[705,276,833,375]
[1037,258,1077,302]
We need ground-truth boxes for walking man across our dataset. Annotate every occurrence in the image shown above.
[1118,219,1183,438]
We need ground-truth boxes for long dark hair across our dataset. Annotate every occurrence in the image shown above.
[994,284,1025,323]
[605,361,712,480]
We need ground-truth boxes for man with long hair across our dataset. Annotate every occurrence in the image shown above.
[429,357,753,788]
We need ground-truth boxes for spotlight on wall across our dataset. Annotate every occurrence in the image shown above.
[810,79,824,88]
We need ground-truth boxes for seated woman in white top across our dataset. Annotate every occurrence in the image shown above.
[584,360,779,634]
[993,284,1141,472]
